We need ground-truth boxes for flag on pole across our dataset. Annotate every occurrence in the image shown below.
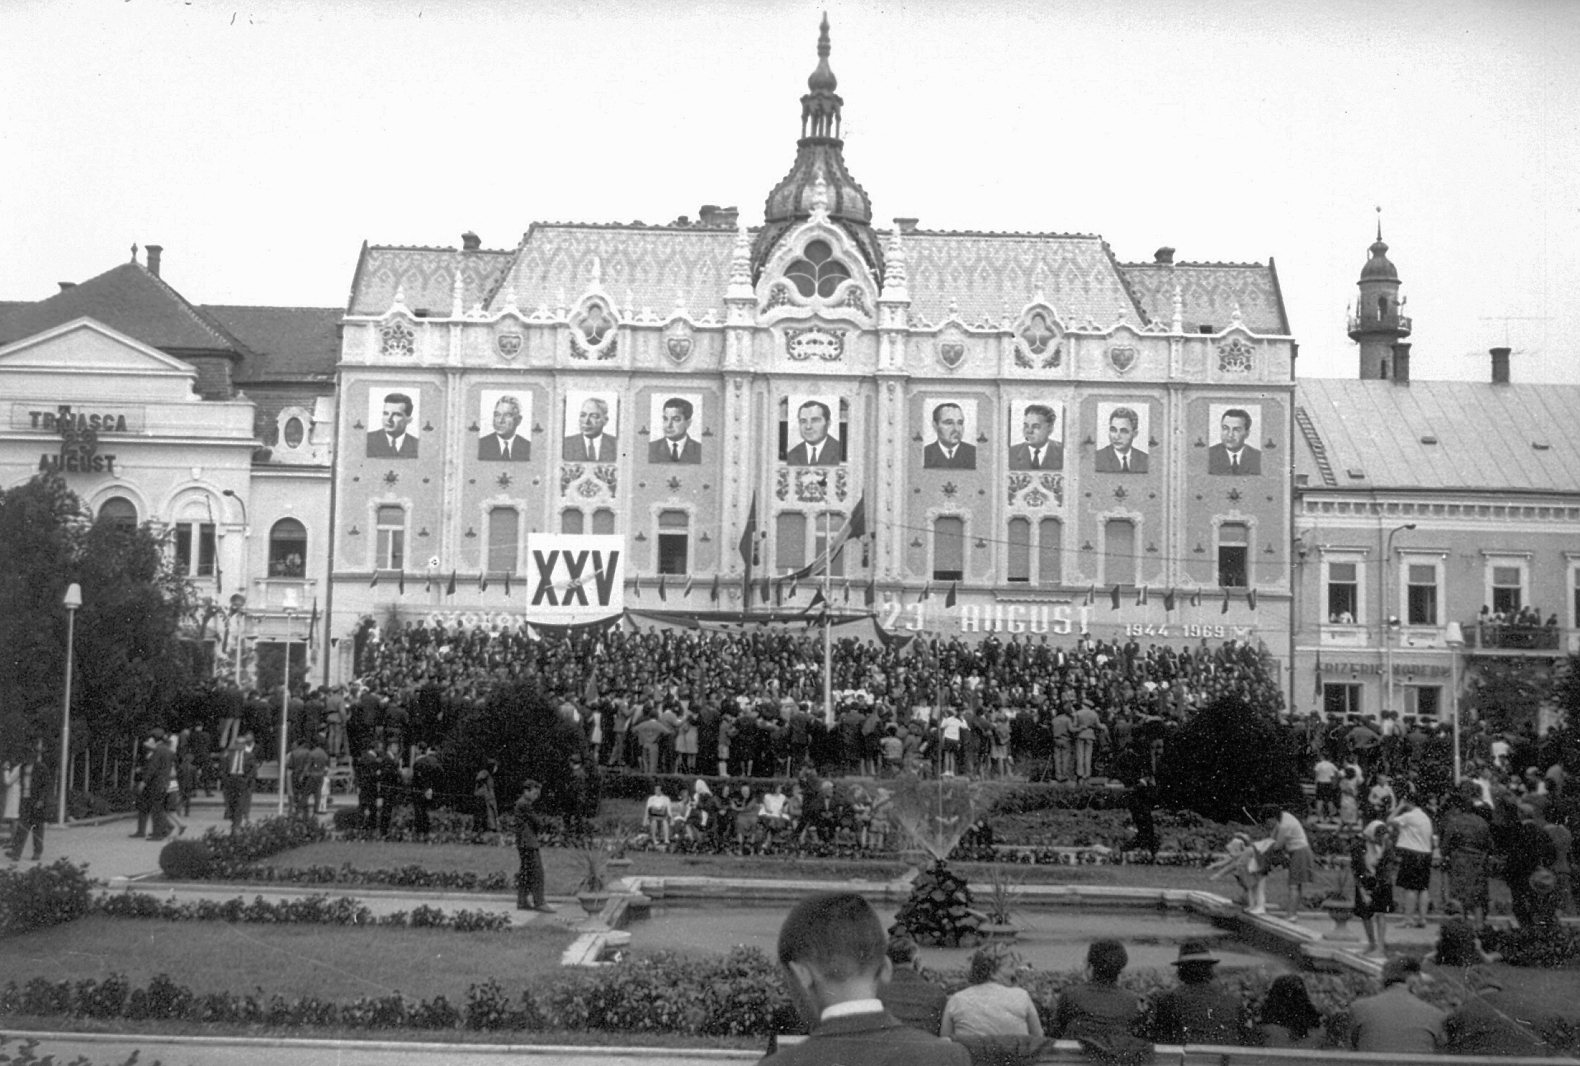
[479,571,488,592]
[760,574,772,605]
[1136,585,1149,607]
[683,574,695,599]
[738,492,759,604]
[446,569,457,596]
[783,495,868,583]
[842,579,851,604]
[710,574,720,602]
[1163,588,1176,611]
[425,573,432,593]
[1247,588,1258,611]
[1110,584,1122,610]
[504,569,511,596]
[864,578,876,607]
[1083,584,1096,607]
[369,570,379,588]
[945,582,958,608]
[787,574,800,599]
[920,582,932,602]
[398,569,405,595]
[806,588,827,613]
[658,574,667,601]
[307,599,319,644]
[1221,589,1232,614]
[632,578,641,600]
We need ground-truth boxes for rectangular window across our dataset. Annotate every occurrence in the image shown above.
[776,512,806,571]
[1323,683,1362,719]
[1105,518,1135,586]
[1405,685,1441,721]
[657,510,688,575]
[174,521,217,577]
[375,506,405,570]
[1406,563,1438,625]
[487,507,519,574]
[561,509,584,535]
[1327,562,1358,622]
[1006,518,1031,584]
[932,516,964,582]
[1491,565,1523,613]
[1217,522,1248,588]
[1038,518,1062,587]
[591,508,615,536]
[813,512,847,577]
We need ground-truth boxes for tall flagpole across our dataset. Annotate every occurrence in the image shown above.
[822,476,834,728]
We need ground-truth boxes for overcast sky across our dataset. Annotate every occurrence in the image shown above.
[4,0,1577,382]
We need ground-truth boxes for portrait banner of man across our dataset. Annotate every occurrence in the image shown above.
[562,391,620,463]
[647,393,703,464]
[921,398,977,470]
[1006,400,1064,471]
[784,394,843,466]
[1093,401,1150,473]
[478,389,533,462]
[1207,402,1262,475]
[365,387,422,459]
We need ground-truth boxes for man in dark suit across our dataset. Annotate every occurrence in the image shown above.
[1007,403,1063,470]
[1208,408,1261,475]
[366,392,419,458]
[647,396,702,463]
[478,394,531,461]
[221,732,258,833]
[763,892,970,1066]
[562,396,617,462]
[786,400,841,466]
[922,401,976,469]
[1094,406,1149,473]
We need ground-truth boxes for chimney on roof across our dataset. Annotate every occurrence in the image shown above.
[1490,346,1511,385]
[718,206,739,229]
[58,282,76,293]
[698,205,719,226]
[1390,342,1411,385]
[895,217,920,235]
[145,245,163,277]
[1154,247,1175,265]
[461,231,481,252]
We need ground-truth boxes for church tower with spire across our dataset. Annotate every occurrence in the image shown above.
[751,14,882,283]
[1347,215,1411,380]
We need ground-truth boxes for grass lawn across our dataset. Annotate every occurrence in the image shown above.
[0,915,574,1003]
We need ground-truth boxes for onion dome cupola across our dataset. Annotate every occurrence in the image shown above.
[1347,210,1411,380]
[752,14,883,284]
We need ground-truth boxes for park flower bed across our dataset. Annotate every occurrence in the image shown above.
[97,891,512,931]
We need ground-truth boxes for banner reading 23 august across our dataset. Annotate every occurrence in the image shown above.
[524,534,625,624]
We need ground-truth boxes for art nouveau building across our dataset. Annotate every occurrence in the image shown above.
[327,19,1298,694]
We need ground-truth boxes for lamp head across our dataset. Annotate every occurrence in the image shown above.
[63,582,83,610]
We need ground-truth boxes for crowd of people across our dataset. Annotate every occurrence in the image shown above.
[764,891,1558,1061]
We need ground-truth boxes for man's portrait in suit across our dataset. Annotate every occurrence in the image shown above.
[478,391,532,461]
[562,394,619,463]
[1208,405,1262,475]
[647,395,702,464]
[922,400,977,469]
[366,389,420,459]
[785,397,842,466]
[1006,402,1063,471]
[1094,403,1149,473]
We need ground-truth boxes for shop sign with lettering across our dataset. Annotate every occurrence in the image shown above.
[30,404,120,475]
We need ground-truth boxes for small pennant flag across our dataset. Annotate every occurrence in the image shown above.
[425,573,432,593]
[683,574,695,599]
[369,570,380,588]
[1314,650,1325,697]
[1110,584,1122,610]
[658,574,667,601]
[1136,585,1149,607]
[1163,588,1176,611]
[504,570,511,596]
[398,569,405,595]
[479,571,489,592]
[1247,588,1258,611]
[760,574,772,604]
[842,579,851,604]
[1189,588,1201,608]
[864,578,876,607]
[632,579,642,600]
[920,582,932,602]
[710,574,720,602]
[307,599,319,644]
[806,588,827,613]
[446,569,457,596]
[1221,589,1232,614]
[945,582,958,608]
[1083,584,1097,607]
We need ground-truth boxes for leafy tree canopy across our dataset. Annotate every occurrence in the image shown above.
[1157,694,1303,822]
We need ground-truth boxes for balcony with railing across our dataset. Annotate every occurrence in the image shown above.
[1460,618,1570,654]
[1346,311,1412,336]
[250,576,318,613]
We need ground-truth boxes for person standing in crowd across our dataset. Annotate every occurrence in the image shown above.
[1505,802,1558,928]
[1347,957,1446,1054]
[1256,975,1327,1049]
[285,736,313,820]
[473,758,500,833]
[410,743,441,839]
[1351,818,1396,956]
[1264,805,1314,918]
[1050,704,1074,783]
[354,742,382,830]
[1312,753,1339,822]
[1050,939,1142,1049]
[939,944,1043,1040]
[5,748,50,862]
[1439,781,1492,922]
[1151,942,1244,1045]
[374,742,403,837]
[221,732,257,833]
[762,892,969,1066]
[1073,701,1101,783]
[142,731,177,841]
[512,780,554,913]
[1388,791,1435,928]
[645,782,673,845]
[878,934,947,1036]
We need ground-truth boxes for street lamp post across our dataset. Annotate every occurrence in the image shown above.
[278,599,298,816]
[1445,621,1466,783]
[1383,522,1416,719]
[58,582,82,825]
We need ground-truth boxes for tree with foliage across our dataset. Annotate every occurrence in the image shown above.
[442,678,592,820]
[0,474,199,771]
[1464,657,1553,734]
[1157,694,1303,823]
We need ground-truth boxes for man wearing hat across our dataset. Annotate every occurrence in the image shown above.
[1151,941,1244,1045]
[1347,956,1446,1053]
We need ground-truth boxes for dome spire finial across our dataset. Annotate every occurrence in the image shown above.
[1375,204,1383,242]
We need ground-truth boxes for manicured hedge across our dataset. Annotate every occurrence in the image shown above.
[97,891,512,931]
[0,860,95,937]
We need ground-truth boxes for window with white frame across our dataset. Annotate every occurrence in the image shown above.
[98,496,139,532]
[375,505,405,570]
[1327,561,1358,623]
[932,516,965,582]
[1488,561,1525,614]
[1217,522,1248,588]
[1404,559,1440,626]
[1006,518,1031,584]
[174,518,217,577]
[1404,685,1441,721]
[1323,683,1363,718]
[268,518,307,577]
[657,510,689,575]
[487,507,519,574]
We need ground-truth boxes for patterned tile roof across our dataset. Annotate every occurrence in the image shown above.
[902,232,1145,329]
[1295,377,1580,494]
[1124,261,1289,336]
[205,306,341,381]
[0,262,246,353]
[484,224,738,317]
[346,244,516,317]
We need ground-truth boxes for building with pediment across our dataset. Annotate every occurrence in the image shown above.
[329,17,1298,692]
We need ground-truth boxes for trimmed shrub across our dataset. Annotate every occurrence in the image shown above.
[0,859,95,936]
[157,838,213,880]
[891,860,980,946]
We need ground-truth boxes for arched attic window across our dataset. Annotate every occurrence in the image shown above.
[785,239,851,298]
[269,518,307,577]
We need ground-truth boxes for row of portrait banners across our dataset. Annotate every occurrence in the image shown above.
[364,389,1266,475]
